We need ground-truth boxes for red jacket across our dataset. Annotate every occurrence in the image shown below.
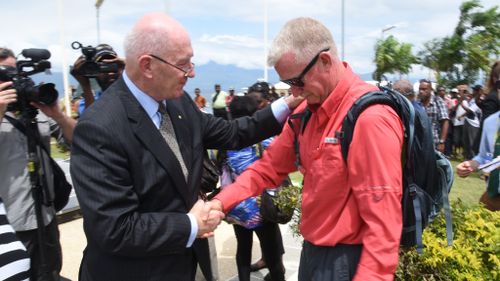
[216,63,404,280]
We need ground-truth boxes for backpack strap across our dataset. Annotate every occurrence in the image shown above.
[340,87,414,166]
[437,154,454,247]
[287,108,312,170]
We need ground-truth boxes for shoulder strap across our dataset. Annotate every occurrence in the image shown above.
[339,87,414,171]
[4,115,53,158]
[212,91,221,104]
[287,108,312,170]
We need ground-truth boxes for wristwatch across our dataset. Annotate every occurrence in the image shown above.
[438,139,445,144]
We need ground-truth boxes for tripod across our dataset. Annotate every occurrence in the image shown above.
[20,107,57,281]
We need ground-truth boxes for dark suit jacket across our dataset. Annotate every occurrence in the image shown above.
[70,77,282,281]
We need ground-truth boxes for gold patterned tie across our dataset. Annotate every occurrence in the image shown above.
[158,102,188,181]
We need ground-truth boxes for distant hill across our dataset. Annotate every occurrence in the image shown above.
[31,61,379,102]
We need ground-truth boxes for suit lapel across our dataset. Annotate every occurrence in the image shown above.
[117,79,191,207]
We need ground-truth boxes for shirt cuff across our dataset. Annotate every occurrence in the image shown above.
[271,97,292,124]
[186,213,198,247]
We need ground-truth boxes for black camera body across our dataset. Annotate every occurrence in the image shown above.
[71,41,119,78]
[0,49,58,112]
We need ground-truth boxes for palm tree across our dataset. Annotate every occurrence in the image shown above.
[373,35,418,81]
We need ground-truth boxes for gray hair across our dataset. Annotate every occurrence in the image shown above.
[124,26,172,60]
[267,17,338,66]
[393,80,415,96]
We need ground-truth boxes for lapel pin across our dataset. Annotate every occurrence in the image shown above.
[178,115,182,119]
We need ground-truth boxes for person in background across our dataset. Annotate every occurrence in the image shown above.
[0,47,76,281]
[70,43,125,115]
[211,83,228,119]
[419,79,450,153]
[456,60,500,211]
[193,88,206,110]
[478,61,500,123]
[210,17,404,280]
[393,79,418,105]
[456,85,481,160]
[0,197,31,280]
[222,94,285,281]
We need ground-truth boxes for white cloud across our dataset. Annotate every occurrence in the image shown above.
[3,0,498,77]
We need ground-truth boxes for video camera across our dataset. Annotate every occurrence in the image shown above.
[71,41,120,78]
[0,49,58,112]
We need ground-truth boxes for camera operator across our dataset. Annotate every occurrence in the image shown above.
[0,47,76,281]
[70,43,124,115]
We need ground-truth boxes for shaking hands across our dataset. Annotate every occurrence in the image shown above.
[189,199,224,238]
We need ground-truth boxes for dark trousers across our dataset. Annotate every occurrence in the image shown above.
[462,122,480,160]
[212,108,228,120]
[233,222,285,281]
[298,241,362,281]
[16,218,62,281]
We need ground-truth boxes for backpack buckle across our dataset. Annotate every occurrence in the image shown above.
[409,183,417,197]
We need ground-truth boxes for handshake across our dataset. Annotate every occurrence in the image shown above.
[189,199,224,238]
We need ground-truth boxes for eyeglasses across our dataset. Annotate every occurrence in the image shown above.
[149,54,195,77]
[280,48,330,87]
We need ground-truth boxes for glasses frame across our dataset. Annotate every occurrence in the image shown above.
[280,48,330,87]
[149,54,194,77]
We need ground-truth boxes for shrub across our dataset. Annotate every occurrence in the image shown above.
[396,200,500,281]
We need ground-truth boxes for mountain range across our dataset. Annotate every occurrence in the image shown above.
[31,61,375,102]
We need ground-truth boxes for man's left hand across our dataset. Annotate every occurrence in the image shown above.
[31,101,65,122]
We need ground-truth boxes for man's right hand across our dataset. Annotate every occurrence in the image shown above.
[189,200,224,238]
[456,160,478,178]
[0,81,16,119]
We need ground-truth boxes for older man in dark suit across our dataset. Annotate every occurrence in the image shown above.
[70,12,297,281]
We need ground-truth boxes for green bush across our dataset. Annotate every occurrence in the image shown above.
[396,200,500,281]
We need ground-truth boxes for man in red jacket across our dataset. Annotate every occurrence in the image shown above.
[209,17,404,281]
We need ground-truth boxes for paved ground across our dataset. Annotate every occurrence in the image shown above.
[58,216,303,281]
[56,159,304,281]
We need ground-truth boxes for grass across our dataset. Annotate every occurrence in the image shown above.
[289,158,485,207]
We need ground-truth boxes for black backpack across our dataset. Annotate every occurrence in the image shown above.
[289,87,454,253]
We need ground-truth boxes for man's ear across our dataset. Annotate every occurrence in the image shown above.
[319,51,333,71]
[138,55,154,79]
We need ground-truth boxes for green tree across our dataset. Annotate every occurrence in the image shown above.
[419,0,499,87]
[373,35,418,81]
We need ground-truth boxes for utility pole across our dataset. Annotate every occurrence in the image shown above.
[96,0,105,44]
[381,25,396,39]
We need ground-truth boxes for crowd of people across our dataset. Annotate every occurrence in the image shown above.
[0,11,499,281]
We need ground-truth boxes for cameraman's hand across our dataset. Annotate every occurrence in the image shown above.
[31,101,76,143]
[0,81,16,120]
[70,56,91,86]
[31,101,64,121]
[71,56,95,107]
[102,56,125,71]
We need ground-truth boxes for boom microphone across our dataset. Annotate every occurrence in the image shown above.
[21,49,51,61]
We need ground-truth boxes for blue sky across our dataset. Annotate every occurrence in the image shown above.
[4,0,498,82]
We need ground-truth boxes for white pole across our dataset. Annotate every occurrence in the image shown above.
[96,8,101,44]
[263,0,269,82]
[341,0,345,61]
[57,0,71,117]
[95,0,105,44]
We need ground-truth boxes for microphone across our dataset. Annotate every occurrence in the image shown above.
[21,49,51,61]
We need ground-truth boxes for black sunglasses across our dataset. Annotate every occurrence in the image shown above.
[280,48,330,87]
